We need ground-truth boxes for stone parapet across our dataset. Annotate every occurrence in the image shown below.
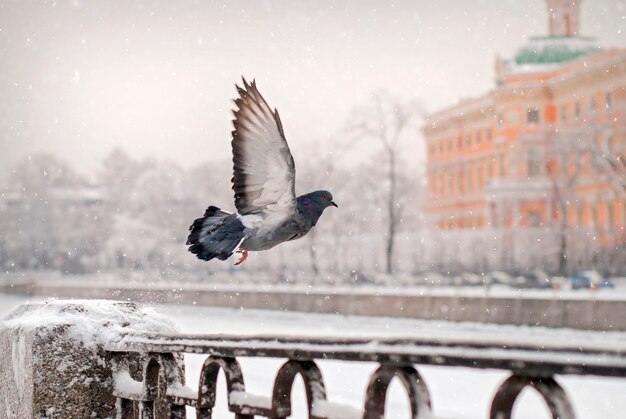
[0,300,177,419]
[4,280,624,331]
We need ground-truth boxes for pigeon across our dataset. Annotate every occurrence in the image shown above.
[186,78,337,265]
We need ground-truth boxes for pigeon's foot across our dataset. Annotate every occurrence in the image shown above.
[234,249,249,266]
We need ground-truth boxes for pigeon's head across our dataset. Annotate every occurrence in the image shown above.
[309,190,338,210]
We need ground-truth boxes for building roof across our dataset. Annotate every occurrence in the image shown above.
[510,35,601,71]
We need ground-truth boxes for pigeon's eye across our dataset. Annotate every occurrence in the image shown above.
[322,193,327,200]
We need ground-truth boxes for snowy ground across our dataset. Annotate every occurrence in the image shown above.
[4,270,626,301]
[2,293,625,418]
[0,271,626,302]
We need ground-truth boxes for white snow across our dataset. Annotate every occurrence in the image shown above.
[311,399,362,419]
[1,299,178,350]
[11,275,626,301]
[2,294,626,419]
[112,370,143,398]
[154,303,626,419]
[11,334,27,399]
[166,382,197,400]
[229,390,272,409]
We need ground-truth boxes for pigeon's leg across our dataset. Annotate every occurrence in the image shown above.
[234,249,249,266]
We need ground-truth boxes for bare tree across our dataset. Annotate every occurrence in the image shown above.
[347,92,423,274]
[297,135,360,275]
[547,125,626,275]
[587,127,626,198]
[547,144,582,276]
[2,153,102,272]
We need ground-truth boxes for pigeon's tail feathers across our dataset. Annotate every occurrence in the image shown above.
[186,206,246,261]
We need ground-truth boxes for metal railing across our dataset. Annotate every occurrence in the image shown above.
[106,333,626,419]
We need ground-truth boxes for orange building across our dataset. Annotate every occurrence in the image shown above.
[423,0,626,268]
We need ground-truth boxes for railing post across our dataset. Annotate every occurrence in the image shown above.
[490,374,576,419]
[363,364,432,419]
[271,360,327,419]
[0,301,177,418]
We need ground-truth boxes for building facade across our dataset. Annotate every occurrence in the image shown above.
[423,0,626,272]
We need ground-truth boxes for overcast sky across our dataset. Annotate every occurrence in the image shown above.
[0,0,624,184]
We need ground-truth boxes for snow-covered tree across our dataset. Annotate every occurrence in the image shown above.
[1,153,104,272]
[345,92,424,274]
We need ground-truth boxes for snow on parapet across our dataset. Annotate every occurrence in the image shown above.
[229,390,272,410]
[1,299,178,350]
[311,399,362,419]
[1,300,179,418]
[112,369,144,399]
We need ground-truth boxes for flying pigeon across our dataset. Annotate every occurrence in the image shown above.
[186,78,337,265]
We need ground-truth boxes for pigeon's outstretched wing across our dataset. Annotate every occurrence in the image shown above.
[231,78,297,218]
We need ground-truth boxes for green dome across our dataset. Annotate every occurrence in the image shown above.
[514,36,601,65]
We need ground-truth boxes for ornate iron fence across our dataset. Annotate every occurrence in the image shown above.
[106,333,626,419]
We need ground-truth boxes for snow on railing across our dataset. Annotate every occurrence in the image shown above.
[106,332,626,419]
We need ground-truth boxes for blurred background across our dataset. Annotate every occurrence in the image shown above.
[0,0,624,290]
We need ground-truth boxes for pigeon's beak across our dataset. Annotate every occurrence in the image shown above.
[330,201,338,208]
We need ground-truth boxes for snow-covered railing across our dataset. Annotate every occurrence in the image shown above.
[106,332,626,419]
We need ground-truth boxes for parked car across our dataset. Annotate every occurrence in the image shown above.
[510,270,552,289]
[349,270,373,285]
[571,272,592,289]
[488,271,514,286]
[461,272,486,286]
[571,271,615,290]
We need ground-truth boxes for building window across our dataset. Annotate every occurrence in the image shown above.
[448,139,453,152]
[486,128,492,142]
[457,136,462,150]
[439,173,444,195]
[476,130,482,145]
[578,203,585,226]
[606,92,612,110]
[498,113,504,125]
[592,202,599,227]
[527,148,543,177]
[560,105,567,122]
[465,134,471,147]
[589,97,596,113]
[527,211,542,228]
[449,168,455,193]
[575,101,581,119]
[608,136,617,153]
[480,160,486,186]
[568,204,576,225]
[526,107,540,124]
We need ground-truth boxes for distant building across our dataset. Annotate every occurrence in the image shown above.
[0,185,105,272]
[423,0,625,272]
